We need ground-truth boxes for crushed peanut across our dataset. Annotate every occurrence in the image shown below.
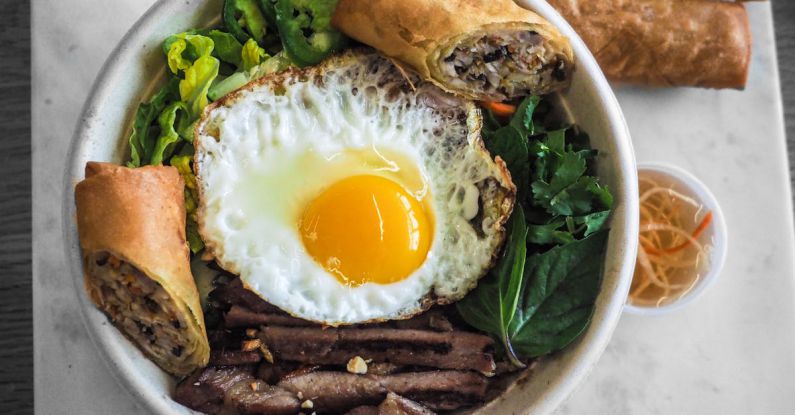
[259,344,274,363]
[347,356,368,374]
[249,382,259,391]
[301,400,314,409]
[241,339,262,352]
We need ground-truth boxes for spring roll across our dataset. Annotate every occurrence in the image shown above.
[75,162,209,376]
[547,0,751,89]
[332,0,574,101]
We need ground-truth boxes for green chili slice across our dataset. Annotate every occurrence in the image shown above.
[273,0,347,67]
[223,0,269,44]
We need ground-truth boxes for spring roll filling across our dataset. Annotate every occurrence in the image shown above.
[439,30,568,100]
[87,252,198,366]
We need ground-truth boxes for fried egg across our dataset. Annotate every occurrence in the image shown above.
[194,50,514,325]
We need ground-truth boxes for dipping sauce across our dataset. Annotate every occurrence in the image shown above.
[630,170,714,308]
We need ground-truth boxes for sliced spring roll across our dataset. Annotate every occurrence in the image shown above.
[547,0,751,89]
[332,0,574,101]
[75,162,209,376]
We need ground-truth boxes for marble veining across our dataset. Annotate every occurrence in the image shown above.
[33,1,795,414]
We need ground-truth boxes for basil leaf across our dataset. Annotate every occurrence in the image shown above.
[485,126,529,202]
[509,231,608,357]
[457,208,528,365]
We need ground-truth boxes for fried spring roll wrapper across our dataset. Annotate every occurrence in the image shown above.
[75,162,209,376]
[547,0,751,89]
[332,0,574,101]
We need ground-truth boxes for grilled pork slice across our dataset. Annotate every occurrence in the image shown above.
[174,366,301,415]
[259,326,496,375]
[278,371,487,412]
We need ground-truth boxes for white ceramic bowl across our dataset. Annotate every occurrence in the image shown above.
[624,162,727,316]
[61,1,639,413]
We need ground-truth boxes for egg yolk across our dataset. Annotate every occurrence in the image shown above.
[300,175,432,286]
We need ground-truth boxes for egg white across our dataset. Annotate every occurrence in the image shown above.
[195,50,514,325]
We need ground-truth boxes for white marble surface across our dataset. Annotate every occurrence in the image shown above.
[32,1,795,414]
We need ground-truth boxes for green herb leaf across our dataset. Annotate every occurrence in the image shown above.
[510,95,541,135]
[526,220,575,245]
[485,126,529,202]
[575,210,612,237]
[508,231,609,357]
[457,208,528,366]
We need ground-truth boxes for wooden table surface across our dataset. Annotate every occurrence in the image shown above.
[3,1,794,413]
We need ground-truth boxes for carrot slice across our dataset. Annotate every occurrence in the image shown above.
[481,101,517,117]
[645,211,713,255]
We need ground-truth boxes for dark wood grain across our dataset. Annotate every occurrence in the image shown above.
[0,0,32,413]
[774,1,795,190]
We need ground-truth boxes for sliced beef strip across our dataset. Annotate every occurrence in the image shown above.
[346,407,380,415]
[379,371,487,411]
[366,362,403,376]
[174,366,256,414]
[393,310,453,332]
[225,305,314,328]
[224,379,301,415]
[260,326,496,375]
[210,278,282,314]
[278,371,486,413]
[175,366,300,415]
[378,392,435,415]
[210,350,262,366]
[279,371,386,412]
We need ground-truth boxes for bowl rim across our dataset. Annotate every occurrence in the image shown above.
[61,0,639,414]
[624,161,728,316]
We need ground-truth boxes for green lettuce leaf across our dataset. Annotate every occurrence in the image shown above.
[150,101,190,166]
[242,38,268,71]
[164,33,215,75]
[180,54,220,119]
[204,29,244,67]
[127,78,180,167]
[170,154,204,253]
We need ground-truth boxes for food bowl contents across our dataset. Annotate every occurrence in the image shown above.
[630,169,714,308]
[74,162,209,376]
[547,0,751,89]
[332,0,574,101]
[194,49,514,325]
[73,0,621,413]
